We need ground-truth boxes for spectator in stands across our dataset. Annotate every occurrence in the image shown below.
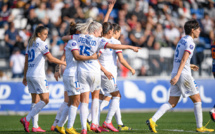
[201,13,214,38]
[207,2,215,21]
[0,4,10,28]
[84,2,99,20]
[4,22,18,54]
[10,48,25,78]
[27,9,41,32]
[138,66,148,76]
[34,2,49,28]
[47,2,62,27]
[14,34,25,55]
[164,21,180,48]
[0,70,8,81]
[61,1,72,22]
[152,23,167,47]
[68,0,84,21]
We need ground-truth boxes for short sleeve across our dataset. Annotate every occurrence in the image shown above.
[98,38,108,49]
[71,34,79,41]
[99,49,104,54]
[41,43,50,55]
[115,40,122,53]
[67,40,79,51]
[185,43,195,55]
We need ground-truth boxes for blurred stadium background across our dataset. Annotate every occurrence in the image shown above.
[0,0,215,113]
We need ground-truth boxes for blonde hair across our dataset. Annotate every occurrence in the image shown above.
[76,18,102,34]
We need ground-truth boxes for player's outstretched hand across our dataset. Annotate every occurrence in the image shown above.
[22,77,27,86]
[131,46,141,52]
[104,71,113,80]
[91,53,98,59]
[170,75,179,85]
[131,68,135,75]
[190,64,199,71]
[108,0,116,10]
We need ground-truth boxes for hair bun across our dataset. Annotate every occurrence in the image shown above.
[86,18,93,24]
[70,21,76,27]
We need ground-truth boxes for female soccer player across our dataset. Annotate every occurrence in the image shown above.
[20,26,66,132]
[146,20,214,133]
[54,22,98,134]
[71,18,139,134]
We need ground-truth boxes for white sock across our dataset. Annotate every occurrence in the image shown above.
[67,105,78,129]
[105,97,120,123]
[98,99,103,125]
[87,111,92,122]
[31,103,39,128]
[100,100,109,111]
[91,99,99,125]
[26,101,46,122]
[53,102,68,126]
[57,105,69,127]
[194,102,202,128]
[152,102,172,122]
[114,102,123,125]
[80,103,89,130]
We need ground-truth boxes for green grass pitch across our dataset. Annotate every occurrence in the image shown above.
[0,111,214,134]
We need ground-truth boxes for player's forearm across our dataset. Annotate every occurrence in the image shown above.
[75,55,93,61]
[103,8,112,23]
[98,60,107,73]
[120,59,132,71]
[107,43,132,50]
[23,55,28,78]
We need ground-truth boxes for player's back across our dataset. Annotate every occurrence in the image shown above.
[99,37,121,75]
[74,34,107,72]
[63,39,79,77]
[172,35,195,75]
[26,38,49,77]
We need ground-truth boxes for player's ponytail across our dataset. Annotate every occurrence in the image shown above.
[112,23,121,33]
[76,18,93,34]
[28,25,47,49]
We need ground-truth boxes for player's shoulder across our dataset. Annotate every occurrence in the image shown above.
[67,39,78,47]
[111,38,121,44]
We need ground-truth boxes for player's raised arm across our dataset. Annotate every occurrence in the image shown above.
[103,0,116,23]
[105,43,140,52]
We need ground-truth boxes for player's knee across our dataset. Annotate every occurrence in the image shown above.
[171,104,177,108]
[42,98,49,104]
[73,99,80,107]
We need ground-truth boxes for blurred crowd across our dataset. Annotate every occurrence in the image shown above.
[0,0,214,80]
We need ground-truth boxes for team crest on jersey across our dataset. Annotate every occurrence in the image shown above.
[72,42,76,46]
[189,45,194,49]
[101,39,106,42]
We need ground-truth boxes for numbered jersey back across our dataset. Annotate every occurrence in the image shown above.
[26,38,49,77]
[73,34,108,72]
[172,35,195,75]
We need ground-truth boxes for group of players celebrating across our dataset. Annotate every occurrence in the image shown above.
[19,0,215,134]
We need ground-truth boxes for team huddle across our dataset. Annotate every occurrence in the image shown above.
[19,1,215,134]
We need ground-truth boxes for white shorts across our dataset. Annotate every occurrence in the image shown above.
[78,71,101,93]
[63,75,80,96]
[27,77,49,94]
[101,73,119,94]
[170,73,199,98]
[100,89,112,97]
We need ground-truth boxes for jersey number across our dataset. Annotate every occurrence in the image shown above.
[28,49,35,62]
[175,45,181,58]
[80,46,91,56]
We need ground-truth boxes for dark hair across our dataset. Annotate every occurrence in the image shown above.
[112,23,121,33]
[102,22,113,35]
[184,19,199,35]
[28,26,47,48]
[69,21,77,35]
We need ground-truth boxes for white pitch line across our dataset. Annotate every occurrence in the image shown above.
[133,128,196,133]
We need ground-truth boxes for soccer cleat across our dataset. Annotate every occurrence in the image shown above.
[90,123,101,133]
[102,121,119,132]
[209,108,215,122]
[81,129,87,134]
[55,125,66,134]
[51,125,55,131]
[146,118,157,133]
[32,127,46,132]
[99,126,109,132]
[196,127,214,132]
[66,127,80,134]
[20,117,30,132]
[87,121,92,131]
[118,125,132,131]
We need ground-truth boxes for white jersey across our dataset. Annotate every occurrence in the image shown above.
[63,40,79,77]
[26,38,49,77]
[99,37,122,76]
[172,35,195,75]
[72,34,108,72]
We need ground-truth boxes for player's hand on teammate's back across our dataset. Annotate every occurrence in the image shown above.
[22,77,27,86]
[104,71,113,80]
[170,75,179,85]
[91,53,98,59]
[190,64,199,71]
[131,68,135,75]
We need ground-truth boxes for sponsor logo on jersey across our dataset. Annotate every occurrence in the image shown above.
[72,42,76,46]
[45,45,48,50]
